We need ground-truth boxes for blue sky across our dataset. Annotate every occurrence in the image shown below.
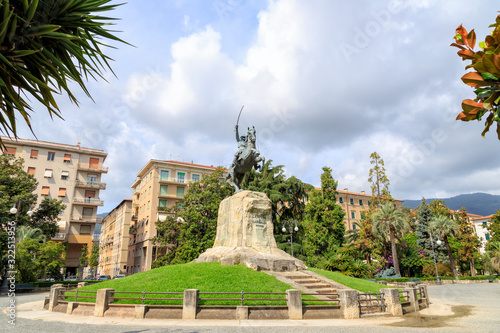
[13,0,500,213]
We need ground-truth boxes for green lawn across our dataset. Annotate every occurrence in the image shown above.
[308,268,390,293]
[66,262,327,305]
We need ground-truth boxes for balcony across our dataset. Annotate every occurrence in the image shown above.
[158,176,191,184]
[72,198,104,206]
[70,215,103,223]
[75,180,107,190]
[131,214,137,221]
[129,226,137,234]
[77,162,108,173]
[52,233,67,241]
[92,234,100,242]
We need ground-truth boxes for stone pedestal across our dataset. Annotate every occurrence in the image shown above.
[194,191,306,271]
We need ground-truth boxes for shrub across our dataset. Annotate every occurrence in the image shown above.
[423,263,453,277]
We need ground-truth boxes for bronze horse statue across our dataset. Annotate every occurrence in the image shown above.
[228,125,265,192]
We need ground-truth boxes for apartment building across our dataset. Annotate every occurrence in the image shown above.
[127,160,220,275]
[98,199,132,277]
[1,136,107,276]
[471,215,492,254]
[335,189,403,230]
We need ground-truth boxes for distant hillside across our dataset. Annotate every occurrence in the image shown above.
[402,193,500,217]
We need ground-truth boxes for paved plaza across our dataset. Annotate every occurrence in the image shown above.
[1,283,499,333]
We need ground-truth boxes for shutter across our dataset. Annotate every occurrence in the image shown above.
[4,147,16,155]
[58,188,66,197]
[41,187,50,195]
[64,154,71,162]
[61,170,70,177]
[27,167,35,175]
[30,149,38,158]
[85,190,96,198]
[89,157,99,169]
[44,169,53,178]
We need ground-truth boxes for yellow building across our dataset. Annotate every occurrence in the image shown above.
[1,136,107,277]
[127,160,220,275]
[99,199,132,277]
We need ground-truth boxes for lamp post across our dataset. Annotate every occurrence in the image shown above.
[0,201,33,294]
[430,232,442,285]
[282,220,299,257]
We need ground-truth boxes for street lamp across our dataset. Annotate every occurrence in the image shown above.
[1,201,33,294]
[430,232,442,285]
[282,220,299,257]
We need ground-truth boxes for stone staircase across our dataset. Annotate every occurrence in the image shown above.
[267,270,350,301]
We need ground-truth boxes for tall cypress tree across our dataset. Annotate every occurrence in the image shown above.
[456,208,480,276]
[303,167,345,266]
[416,198,433,252]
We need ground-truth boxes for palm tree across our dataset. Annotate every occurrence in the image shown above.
[372,203,408,275]
[0,1,128,144]
[429,215,459,279]
[16,225,47,243]
[483,241,500,274]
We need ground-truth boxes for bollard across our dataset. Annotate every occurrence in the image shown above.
[182,289,199,319]
[286,289,303,320]
[48,287,65,312]
[236,306,249,320]
[339,289,360,319]
[93,288,114,317]
[135,304,148,319]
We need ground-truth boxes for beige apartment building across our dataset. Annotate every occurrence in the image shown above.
[1,136,107,277]
[98,199,132,277]
[334,189,403,230]
[127,160,220,275]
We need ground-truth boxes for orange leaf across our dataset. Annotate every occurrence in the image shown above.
[461,72,485,88]
[483,55,500,77]
[462,99,483,113]
[450,42,466,50]
[457,49,475,60]
[455,25,468,45]
[467,29,476,49]
[456,112,467,120]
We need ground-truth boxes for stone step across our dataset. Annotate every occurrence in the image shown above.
[285,275,311,280]
[295,279,322,284]
[303,284,332,289]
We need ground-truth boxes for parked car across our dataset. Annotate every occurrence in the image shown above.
[98,275,111,281]
[66,275,77,281]
[113,275,125,279]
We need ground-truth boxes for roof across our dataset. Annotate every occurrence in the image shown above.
[134,159,222,181]
[313,187,404,202]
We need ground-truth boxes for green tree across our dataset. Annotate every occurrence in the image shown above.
[398,233,429,277]
[456,208,481,276]
[28,198,66,239]
[451,13,500,139]
[416,199,434,254]
[302,167,345,267]
[429,200,453,218]
[486,209,500,249]
[14,238,64,282]
[429,215,460,279]
[16,225,46,243]
[153,168,233,266]
[89,243,99,278]
[367,152,392,208]
[372,203,408,276]
[38,240,65,280]
[483,241,500,274]
[78,244,88,279]
[0,0,128,143]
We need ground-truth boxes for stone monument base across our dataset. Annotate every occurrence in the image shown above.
[194,190,306,272]
[195,246,306,271]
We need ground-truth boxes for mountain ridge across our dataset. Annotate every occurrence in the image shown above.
[402,192,500,217]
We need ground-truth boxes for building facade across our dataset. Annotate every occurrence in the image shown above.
[127,160,220,275]
[471,215,492,254]
[98,199,132,277]
[1,136,107,277]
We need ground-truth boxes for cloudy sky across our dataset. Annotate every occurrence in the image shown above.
[14,0,500,213]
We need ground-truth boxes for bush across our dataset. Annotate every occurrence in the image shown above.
[423,263,453,277]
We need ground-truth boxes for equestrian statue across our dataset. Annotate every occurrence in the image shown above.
[227,107,265,192]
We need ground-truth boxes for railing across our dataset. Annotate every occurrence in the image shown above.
[75,181,107,189]
[53,233,66,240]
[417,286,425,300]
[199,291,287,305]
[92,234,100,242]
[301,292,339,303]
[70,215,103,222]
[111,291,184,304]
[159,177,198,184]
[77,163,108,173]
[60,290,97,302]
[129,227,137,234]
[399,290,410,302]
[357,292,385,314]
[73,198,104,205]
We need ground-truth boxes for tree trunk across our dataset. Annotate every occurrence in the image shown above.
[444,235,459,279]
[390,227,400,275]
[470,259,476,277]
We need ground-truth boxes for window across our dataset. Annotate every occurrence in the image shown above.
[41,186,50,196]
[159,200,167,207]
[359,199,363,206]
[27,167,35,176]
[30,149,38,159]
[147,201,150,209]
[176,186,185,198]
[394,204,397,208]
[3,146,16,156]
[361,213,365,219]
[179,201,184,208]
[486,234,490,241]
[63,154,71,163]
[351,212,355,219]
[160,170,169,181]
[350,198,354,205]
[87,174,97,182]
[44,169,53,178]
[339,197,343,204]
[482,222,487,225]
[353,225,357,230]
[80,224,91,235]
[47,152,55,161]
[149,172,152,180]
[85,190,95,202]
[58,188,66,197]
[89,157,99,169]
[177,172,185,183]
[192,174,200,182]
[160,185,168,196]
[148,186,151,195]
[83,207,93,217]
[61,170,69,180]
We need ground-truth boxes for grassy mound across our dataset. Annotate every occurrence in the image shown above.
[309,268,387,293]
[69,262,324,305]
